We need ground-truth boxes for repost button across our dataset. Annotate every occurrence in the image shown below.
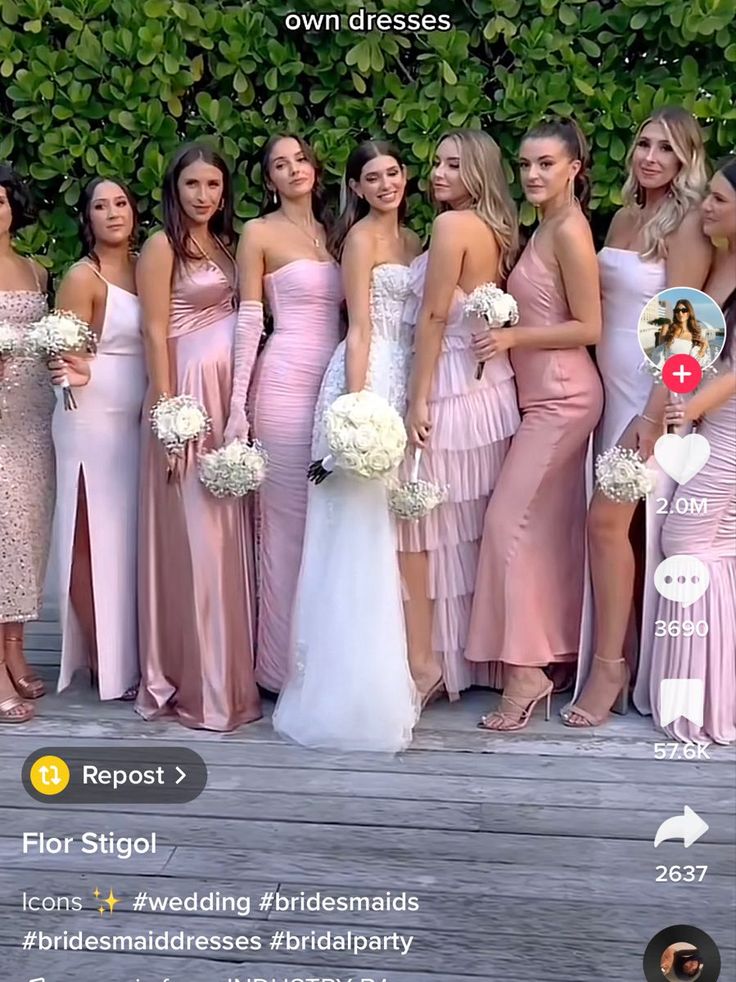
[22,746,207,805]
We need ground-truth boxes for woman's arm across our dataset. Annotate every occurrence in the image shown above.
[342,229,375,393]
[49,263,101,387]
[137,232,175,400]
[665,370,736,426]
[406,213,465,445]
[507,216,601,349]
[236,220,266,302]
[664,209,712,289]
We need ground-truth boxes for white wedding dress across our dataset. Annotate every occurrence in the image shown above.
[273,264,420,752]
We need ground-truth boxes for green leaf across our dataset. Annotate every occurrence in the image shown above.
[559,4,577,27]
[574,77,595,96]
[610,135,626,161]
[143,0,169,16]
[630,12,648,30]
[442,61,457,85]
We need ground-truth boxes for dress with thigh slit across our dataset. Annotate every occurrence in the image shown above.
[53,267,146,699]
[466,231,603,669]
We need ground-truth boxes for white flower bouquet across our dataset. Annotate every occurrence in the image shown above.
[388,448,447,521]
[198,439,268,498]
[464,283,519,380]
[25,309,96,410]
[151,394,210,453]
[323,390,407,481]
[595,446,656,503]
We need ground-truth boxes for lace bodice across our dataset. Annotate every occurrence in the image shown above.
[369,264,413,344]
[311,264,413,456]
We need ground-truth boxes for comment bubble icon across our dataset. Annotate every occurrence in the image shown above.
[654,555,710,608]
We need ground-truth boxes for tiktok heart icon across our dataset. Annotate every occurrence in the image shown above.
[654,433,711,485]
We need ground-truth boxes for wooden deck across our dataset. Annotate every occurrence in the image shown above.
[2,613,735,981]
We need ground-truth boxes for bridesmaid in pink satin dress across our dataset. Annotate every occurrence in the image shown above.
[50,178,145,702]
[136,145,261,731]
[466,119,603,731]
[224,135,341,693]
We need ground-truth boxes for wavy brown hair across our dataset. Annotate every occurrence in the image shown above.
[162,143,235,270]
[660,297,708,357]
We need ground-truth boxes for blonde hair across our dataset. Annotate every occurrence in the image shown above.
[437,129,519,279]
[621,107,707,260]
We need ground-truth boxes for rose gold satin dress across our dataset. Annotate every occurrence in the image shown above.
[136,262,261,731]
[249,259,342,692]
[466,232,603,669]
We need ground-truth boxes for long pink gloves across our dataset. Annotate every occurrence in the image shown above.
[223,300,264,444]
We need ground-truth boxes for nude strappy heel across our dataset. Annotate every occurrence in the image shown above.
[560,655,630,728]
[477,680,554,732]
[5,636,45,699]
[0,657,34,724]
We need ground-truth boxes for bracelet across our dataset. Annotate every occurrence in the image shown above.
[639,412,660,425]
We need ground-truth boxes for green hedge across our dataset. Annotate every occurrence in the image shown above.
[1,0,735,272]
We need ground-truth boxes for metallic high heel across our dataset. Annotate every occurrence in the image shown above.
[0,657,34,724]
[561,656,630,727]
[420,676,445,710]
[477,681,554,732]
[5,636,45,699]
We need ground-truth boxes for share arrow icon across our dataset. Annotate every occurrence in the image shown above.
[654,806,709,848]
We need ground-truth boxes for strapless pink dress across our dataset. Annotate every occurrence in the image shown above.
[466,232,603,669]
[398,252,520,699]
[249,259,342,692]
[136,262,261,731]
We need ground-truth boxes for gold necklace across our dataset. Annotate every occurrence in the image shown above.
[281,211,324,251]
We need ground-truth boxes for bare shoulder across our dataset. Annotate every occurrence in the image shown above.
[240,216,269,242]
[668,206,708,243]
[343,220,377,257]
[31,259,49,291]
[432,209,473,236]
[140,229,174,263]
[555,209,594,248]
[402,226,422,258]
[61,260,98,289]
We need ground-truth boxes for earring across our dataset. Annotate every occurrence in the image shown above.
[272,190,278,205]
[568,178,574,205]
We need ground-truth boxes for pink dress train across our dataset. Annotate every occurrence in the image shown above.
[397,252,520,699]
[466,231,603,670]
[136,262,261,731]
[54,271,146,699]
[571,247,668,706]
[249,259,342,692]
[649,382,736,745]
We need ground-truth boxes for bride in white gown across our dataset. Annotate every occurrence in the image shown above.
[273,141,422,752]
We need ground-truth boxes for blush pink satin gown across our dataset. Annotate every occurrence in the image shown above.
[249,259,342,692]
[466,232,603,669]
[397,252,520,699]
[54,268,146,700]
[136,261,261,731]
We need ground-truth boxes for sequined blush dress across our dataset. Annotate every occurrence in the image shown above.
[0,277,55,624]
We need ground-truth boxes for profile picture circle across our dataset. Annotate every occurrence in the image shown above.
[638,288,727,371]
[643,925,721,981]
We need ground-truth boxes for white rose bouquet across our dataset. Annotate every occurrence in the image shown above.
[464,283,519,380]
[388,448,447,521]
[151,394,210,453]
[198,439,268,498]
[313,390,407,482]
[595,446,656,503]
[25,309,97,410]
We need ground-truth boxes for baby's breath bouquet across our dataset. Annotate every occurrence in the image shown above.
[151,394,210,453]
[388,448,447,521]
[464,283,520,380]
[25,309,96,410]
[198,439,268,497]
[595,446,656,503]
[319,390,407,481]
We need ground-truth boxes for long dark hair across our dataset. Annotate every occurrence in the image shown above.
[79,176,139,267]
[0,164,33,232]
[260,133,332,230]
[162,144,235,269]
[523,116,591,217]
[329,140,407,260]
[661,297,707,356]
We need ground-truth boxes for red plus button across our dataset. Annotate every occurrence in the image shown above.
[661,354,702,394]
